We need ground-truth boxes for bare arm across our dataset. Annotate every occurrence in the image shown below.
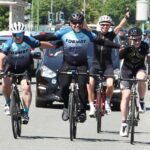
[114,9,130,34]
[0,52,7,71]
[40,41,55,49]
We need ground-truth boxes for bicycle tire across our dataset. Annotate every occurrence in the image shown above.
[96,84,102,133]
[10,90,22,139]
[68,92,76,141]
[130,96,136,144]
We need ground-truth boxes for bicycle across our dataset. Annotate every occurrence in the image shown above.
[59,69,87,141]
[94,73,114,133]
[0,71,27,139]
[120,78,147,144]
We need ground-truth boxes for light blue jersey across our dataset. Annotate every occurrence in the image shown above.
[0,36,40,69]
[55,28,96,65]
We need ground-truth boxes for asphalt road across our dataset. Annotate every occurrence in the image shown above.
[0,83,150,150]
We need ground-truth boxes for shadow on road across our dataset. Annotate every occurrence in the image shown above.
[20,135,150,145]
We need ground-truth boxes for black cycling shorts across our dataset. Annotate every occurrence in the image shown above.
[120,65,146,90]
[90,64,114,78]
[8,65,32,82]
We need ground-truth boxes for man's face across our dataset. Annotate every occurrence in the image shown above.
[128,36,142,48]
[99,22,111,34]
[12,32,24,43]
[70,21,83,32]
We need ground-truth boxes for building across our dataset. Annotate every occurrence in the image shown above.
[0,0,26,30]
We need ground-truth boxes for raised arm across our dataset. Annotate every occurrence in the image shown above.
[114,8,130,34]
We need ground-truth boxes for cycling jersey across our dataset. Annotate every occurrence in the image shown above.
[92,30,116,68]
[120,41,149,69]
[0,36,41,69]
[55,28,96,65]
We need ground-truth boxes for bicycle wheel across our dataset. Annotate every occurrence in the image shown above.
[130,97,136,144]
[10,90,22,139]
[68,92,77,141]
[96,86,102,133]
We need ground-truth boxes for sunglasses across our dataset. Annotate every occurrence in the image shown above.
[129,38,142,42]
[100,24,110,27]
[13,33,24,37]
[71,21,83,25]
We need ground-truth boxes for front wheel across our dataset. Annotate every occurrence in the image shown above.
[10,90,22,139]
[68,92,77,141]
[130,97,136,144]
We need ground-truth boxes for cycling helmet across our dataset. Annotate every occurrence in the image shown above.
[128,27,142,37]
[70,12,84,23]
[10,22,25,34]
[99,15,113,25]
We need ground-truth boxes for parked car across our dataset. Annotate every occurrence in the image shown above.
[35,43,64,107]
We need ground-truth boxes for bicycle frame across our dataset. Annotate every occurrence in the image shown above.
[121,78,147,144]
[1,71,28,139]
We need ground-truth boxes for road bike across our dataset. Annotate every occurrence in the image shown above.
[59,69,87,141]
[1,71,27,139]
[120,78,147,144]
[94,73,115,133]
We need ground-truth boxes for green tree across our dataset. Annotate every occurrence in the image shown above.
[99,0,136,26]
[0,6,9,30]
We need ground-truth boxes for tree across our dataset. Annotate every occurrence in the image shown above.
[0,7,9,30]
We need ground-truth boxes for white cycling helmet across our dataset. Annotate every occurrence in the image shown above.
[98,15,113,25]
[10,22,25,34]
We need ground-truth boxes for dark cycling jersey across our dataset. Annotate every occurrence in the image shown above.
[34,28,119,66]
[0,36,40,69]
[120,41,149,69]
[92,30,116,69]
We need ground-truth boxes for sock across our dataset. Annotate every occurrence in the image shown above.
[23,108,29,113]
[122,120,127,123]
[6,98,10,106]
[105,98,110,104]
[140,98,144,103]
[89,101,94,109]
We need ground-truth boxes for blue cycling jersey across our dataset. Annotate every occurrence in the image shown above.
[0,36,40,69]
[55,28,96,65]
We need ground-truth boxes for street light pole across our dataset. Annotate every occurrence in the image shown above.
[83,0,85,16]
[51,0,53,24]
[37,0,40,31]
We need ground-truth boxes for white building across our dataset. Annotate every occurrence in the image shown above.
[0,0,26,30]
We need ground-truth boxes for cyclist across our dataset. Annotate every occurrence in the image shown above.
[119,27,149,137]
[0,22,54,124]
[34,12,120,122]
[88,10,130,117]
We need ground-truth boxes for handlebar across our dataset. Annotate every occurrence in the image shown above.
[58,69,88,76]
[0,71,28,79]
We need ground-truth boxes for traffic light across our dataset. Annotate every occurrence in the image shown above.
[59,11,64,22]
[48,11,53,22]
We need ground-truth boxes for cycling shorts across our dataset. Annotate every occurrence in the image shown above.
[120,65,146,90]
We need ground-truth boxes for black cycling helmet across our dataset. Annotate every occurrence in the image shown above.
[128,27,142,37]
[70,12,84,24]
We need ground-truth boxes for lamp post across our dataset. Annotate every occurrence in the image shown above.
[136,0,149,32]
[83,0,85,16]
[36,0,40,31]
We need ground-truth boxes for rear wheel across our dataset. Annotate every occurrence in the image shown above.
[10,91,22,139]
[96,87,102,133]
